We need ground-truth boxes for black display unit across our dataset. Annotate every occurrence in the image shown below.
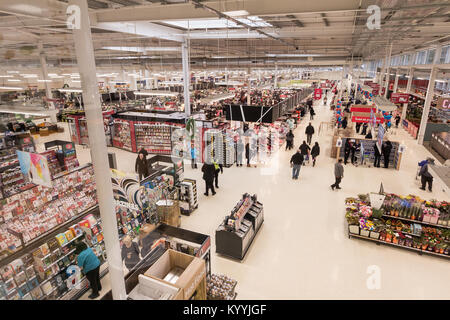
[215,194,264,261]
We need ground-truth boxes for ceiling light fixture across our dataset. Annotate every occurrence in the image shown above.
[134,90,178,97]
[0,86,24,90]
[58,88,82,93]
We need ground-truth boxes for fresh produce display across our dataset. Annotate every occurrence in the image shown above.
[345,193,450,258]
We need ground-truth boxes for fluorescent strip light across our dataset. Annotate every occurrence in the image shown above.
[7,71,19,74]
[134,90,177,97]
[71,80,81,83]
[7,79,21,82]
[21,74,38,78]
[223,10,249,17]
[0,75,13,78]
[58,88,83,93]
[38,80,52,82]
[266,54,322,57]
[0,86,23,90]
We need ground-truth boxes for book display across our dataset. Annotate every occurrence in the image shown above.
[112,119,133,152]
[346,192,450,259]
[40,150,64,178]
[215,193,264,260]
[0,164,97,257]
[135,123,173,155]
[111,111,186,154]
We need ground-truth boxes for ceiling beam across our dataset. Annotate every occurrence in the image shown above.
[94,0,371,23]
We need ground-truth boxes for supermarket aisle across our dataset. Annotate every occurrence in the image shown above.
[43,95,450,300]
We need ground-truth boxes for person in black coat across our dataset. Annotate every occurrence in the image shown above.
[361,122,368,136]
[285,130,294,150]
[212,159,223,189]
[351,140,360,164]
[382,140,393,168]
[305,123,315,145]
[343,139,352,165]
[201,161,216,196]
[290,149,304,180]
[355,122,362,134]
[341,117,348,129]
[309,107,315,120]
[245,143,251,167]
[135,152,149,181]
[311,142,320,167]
[373,143,381,168]
[299,141,311,164]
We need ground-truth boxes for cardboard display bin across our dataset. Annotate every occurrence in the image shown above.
[143,249,206,300]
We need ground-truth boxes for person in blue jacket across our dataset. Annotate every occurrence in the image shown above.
[76,242,101,299]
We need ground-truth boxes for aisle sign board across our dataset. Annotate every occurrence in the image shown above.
[436,97,450,110]
[314,88,322,100]
[390,93,410,104]
[376,125,385,154]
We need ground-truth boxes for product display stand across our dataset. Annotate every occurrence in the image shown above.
[346,193,450,261]
[215,193,264,260]
[179,179,198,216]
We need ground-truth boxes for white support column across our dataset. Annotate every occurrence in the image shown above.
[144,70,150,89]
[393,69,400,93]
[130,70,137,91]
[274,63,278,88]
[384,44,393,98]
[181,38,191,116]
[38,42,57,122]
[406,67,414,93]
[69,0,126,300]
[379,56,386,86]
[417,66,437,145]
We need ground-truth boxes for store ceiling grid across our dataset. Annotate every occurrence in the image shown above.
[0,0,449,72]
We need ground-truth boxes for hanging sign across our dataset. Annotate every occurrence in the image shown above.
[314,88,322,100]
[390,93,410,104]
[376,125,385,154]
[16,151,52,188]
[436,97,450,110]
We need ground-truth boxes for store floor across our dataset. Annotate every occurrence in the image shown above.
[37,96,450,300]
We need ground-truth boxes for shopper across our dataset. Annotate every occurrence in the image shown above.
[311,142,320,167]
[341,117,348,129]
[351,140,360,165]
[419,157,434,192]
[305,122,315,145]
[190,143,197,169]
[138,147,148,159]
[355,122,362,134]
[213,159,223,189]
[330,159,344,190]
[75,242,101,299]
[121,235,141,271]
[236,138,244,167]
[382,139,393,168]
[286,116,295,131]
[309,106,315,120]
[201,161,216,196]
[299,141,311,165]
[374,143,381,168]
[290,149,304,180]
[343,139,352,165]
[361,122,368,136]
[395,114,401,128]
[365,130,372,139]
[285,130,294,150]
[135,151,149,181]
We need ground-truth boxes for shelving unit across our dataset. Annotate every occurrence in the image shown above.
[215,193,264,260]
[179,179,198,216]
[134,123,173,155]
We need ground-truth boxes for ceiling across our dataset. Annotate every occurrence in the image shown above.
[0,0,449,72]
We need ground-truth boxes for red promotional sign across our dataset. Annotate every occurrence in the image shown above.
[352,116,384,123]
[390,93,410,104]
[350,106,377,113]
[437,97,450,110]
[314,88,322,100]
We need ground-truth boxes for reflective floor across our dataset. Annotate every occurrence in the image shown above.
[34,93,450,300]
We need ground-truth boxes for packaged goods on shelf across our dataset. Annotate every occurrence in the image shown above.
[207,273,237,300]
